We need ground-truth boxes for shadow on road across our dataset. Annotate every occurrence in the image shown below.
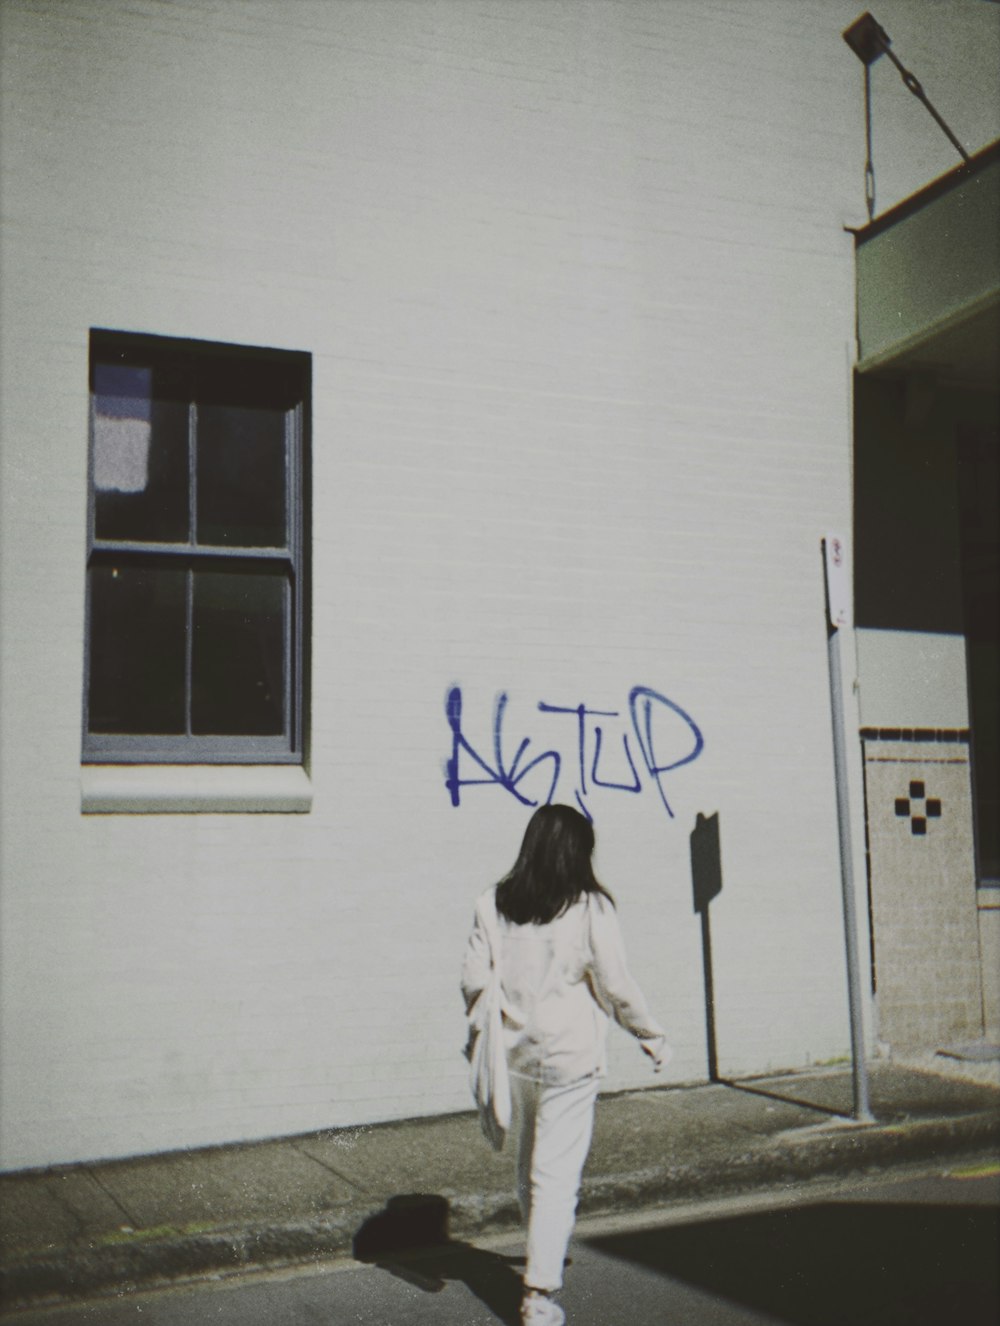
[353,1193,522,1325]
[584,1198,1000,1326]
[717,1077,861,1121]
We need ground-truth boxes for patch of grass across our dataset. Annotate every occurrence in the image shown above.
[97,1224,182,1247]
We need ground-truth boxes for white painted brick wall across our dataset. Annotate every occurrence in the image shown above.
[1,0,997,1170]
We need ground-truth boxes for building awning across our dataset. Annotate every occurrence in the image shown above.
[853,141,1000,383]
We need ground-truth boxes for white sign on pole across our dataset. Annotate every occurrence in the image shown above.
[823,534,851,629]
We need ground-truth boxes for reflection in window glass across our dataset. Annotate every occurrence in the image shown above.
[88,563,187,733]
[93,365,151,493]
[94,363,189,544]
[197,404,287,548]
[191,570,286,735]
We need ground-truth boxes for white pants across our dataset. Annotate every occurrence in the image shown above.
[511,1071,600,1294]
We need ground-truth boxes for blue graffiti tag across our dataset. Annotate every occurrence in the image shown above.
[628,686,705,817]
[444,686,703,820]
[445,687,561,809]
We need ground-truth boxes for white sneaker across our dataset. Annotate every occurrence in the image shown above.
[521,1289,566,1326]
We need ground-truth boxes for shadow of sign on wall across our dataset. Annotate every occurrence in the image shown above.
[690,811,723,1082]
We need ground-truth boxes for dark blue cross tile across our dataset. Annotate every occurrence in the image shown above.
[891,784,943,835]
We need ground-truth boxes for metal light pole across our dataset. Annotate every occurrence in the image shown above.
[822,535,874,1124]
[843,11,970,221]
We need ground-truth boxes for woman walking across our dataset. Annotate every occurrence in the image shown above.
[461,804,670,1326]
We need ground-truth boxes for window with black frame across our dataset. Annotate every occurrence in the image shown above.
[83,331,309,764]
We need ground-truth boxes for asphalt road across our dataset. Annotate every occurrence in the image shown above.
[9,1159,999,1326]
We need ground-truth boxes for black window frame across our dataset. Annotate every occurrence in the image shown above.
[83,329,310,765]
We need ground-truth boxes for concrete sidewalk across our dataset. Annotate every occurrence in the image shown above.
[2,1058,999,1313]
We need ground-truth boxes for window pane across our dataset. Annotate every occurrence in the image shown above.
[93,362,190,543]
[196,403,287,548]
[85,332,308,764]
[88,563,187,733]
[191,570,286,735]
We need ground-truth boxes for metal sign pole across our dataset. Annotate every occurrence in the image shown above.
[822,535,874,1124]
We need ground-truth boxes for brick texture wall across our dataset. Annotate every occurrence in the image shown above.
[2,0,997,1169]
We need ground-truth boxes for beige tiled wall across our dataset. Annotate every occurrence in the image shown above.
[864,739,983,1048]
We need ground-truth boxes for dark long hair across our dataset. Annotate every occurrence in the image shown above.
[495,804,615,926]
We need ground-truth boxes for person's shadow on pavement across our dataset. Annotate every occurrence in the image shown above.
[353,1193,523,1324]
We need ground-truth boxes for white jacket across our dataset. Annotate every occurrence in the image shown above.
[461,885,668,1087]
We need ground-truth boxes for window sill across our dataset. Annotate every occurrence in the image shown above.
[81,765,313,814]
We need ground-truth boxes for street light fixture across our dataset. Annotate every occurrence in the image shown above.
[842,11,970,219]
